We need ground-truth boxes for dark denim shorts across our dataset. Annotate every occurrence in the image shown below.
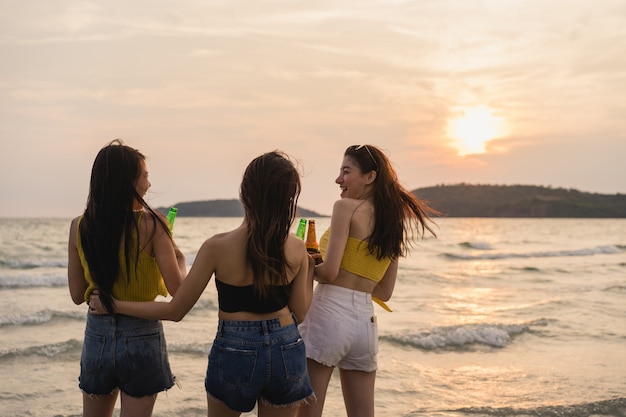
[79,313,175,397]
[205,313,314,412]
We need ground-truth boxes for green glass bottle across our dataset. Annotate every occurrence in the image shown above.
[296,218,307,240]
[166,207,178,233]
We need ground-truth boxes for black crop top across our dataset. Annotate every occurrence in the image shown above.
[215,278,294,313]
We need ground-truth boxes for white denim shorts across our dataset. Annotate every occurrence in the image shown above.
[299,284,378,372]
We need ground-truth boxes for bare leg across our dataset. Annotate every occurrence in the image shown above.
[339,369,376,417]
[82,390,118,417]
[119,392,157,417]
[296,359,334,417]
[207,395,241,417]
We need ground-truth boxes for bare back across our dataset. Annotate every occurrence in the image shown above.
[206,222,311,322]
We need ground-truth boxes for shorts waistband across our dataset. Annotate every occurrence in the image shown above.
[316,283,372,304]
[217,313,297,335]
[85,313,162,335]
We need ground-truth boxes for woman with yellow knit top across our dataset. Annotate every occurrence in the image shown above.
[67,140,186,417]
[297,145,438,417]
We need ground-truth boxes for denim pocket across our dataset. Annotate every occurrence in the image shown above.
[281,337,307,383]
[81,333,105,372]
[217,346,257,388]
[125,332,164,375]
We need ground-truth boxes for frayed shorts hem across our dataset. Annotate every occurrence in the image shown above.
[260,392,318,409]
[306,354,377,373]
[81,384,174,399]
[208,392,317,411]
[80,375,178,399]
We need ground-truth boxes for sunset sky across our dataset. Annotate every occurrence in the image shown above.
[1,0,624,217]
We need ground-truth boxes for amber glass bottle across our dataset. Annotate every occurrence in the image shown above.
[305,219,319,254]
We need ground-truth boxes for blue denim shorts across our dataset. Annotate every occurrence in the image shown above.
[205,313,314,412]
[79,313,175,397]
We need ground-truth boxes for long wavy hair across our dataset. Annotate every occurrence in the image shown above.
[239,151,301,300]
[79,139,169,312]
[344,144,439,260]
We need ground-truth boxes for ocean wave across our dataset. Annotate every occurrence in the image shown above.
[605,285,626,292]
[0,339,82,360]
[459,241,494,250]
[0,309,84,327]
[513,266,542,272]
[0,258,67,270]
[442,244,623,260]
[382,319,548,350]
[0,273,66,288]
[453,396,626,416]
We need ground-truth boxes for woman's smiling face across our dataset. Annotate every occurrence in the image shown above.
[335,155,371,200]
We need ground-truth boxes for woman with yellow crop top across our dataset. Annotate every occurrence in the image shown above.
[90,151,316,417]
[297,145,438,417]
[67,140,186,417]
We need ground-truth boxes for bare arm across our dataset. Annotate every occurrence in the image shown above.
[288,238,315,323]
[313,199,352,283]
[150,213,186,295]
[93,238,215,322]
[371,258,399,302]
[67,217,88,305]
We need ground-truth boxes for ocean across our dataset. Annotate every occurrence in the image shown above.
[1,217,625,417]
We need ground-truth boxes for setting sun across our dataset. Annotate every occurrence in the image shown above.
[446,106,509,156]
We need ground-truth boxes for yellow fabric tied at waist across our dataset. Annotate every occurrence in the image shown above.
[372,296,392,312]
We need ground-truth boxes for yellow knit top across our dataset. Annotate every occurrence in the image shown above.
[77,216,168,303]
[320,228,392,282]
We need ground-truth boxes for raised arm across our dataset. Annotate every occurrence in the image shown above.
[150,213,186,295]
[313,199,352,283]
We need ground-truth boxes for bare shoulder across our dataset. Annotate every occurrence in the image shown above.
[69,215,84,235]
[136,211,161,241]
[286,234,306,253]
[70,215,81,228]
[68,216,81,244]
[332,198,360,214]
[194,229,247,279]
[332,198,372,222]
[198,229,239,254]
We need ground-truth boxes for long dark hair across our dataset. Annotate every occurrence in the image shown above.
[239,151,301,299]
[344,144,439,260]
[79,139,169,312]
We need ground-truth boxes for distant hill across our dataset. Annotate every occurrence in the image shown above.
[158,185,626,218]
[414,184,626,218]
[158,199,324,218]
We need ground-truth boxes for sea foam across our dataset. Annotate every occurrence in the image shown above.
[383,319,547,350]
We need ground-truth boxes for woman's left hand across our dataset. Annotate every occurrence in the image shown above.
[88,291,109,315]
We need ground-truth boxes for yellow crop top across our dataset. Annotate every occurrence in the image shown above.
[76,216,168,303]
[320,228,391,283]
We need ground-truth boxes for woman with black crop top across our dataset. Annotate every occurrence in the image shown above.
[90,151,315,417]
